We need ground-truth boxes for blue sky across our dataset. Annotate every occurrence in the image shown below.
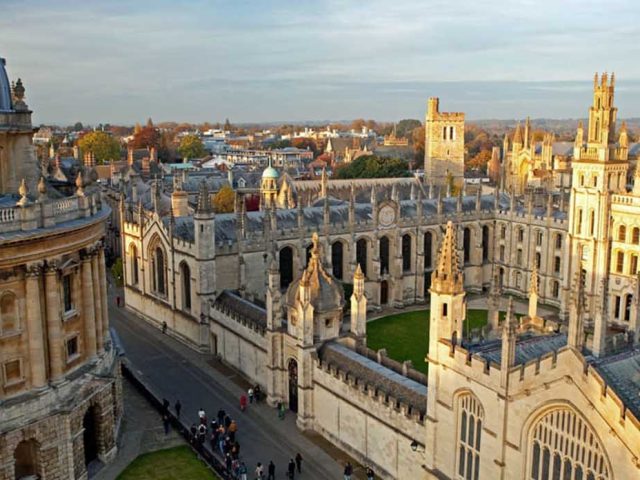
[2,0,640,124]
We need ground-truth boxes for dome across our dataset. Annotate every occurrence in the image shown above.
[262,165,279,179]
[286,233,344,313]
[0,58,13,112]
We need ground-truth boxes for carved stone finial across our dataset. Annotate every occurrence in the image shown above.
[75,171,85,197]
[354,263,365,280]
[37,176,47,199]
[12,78,27,111]
[16,178,29,206]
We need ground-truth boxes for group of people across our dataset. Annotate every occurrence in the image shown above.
[255,454,302,480]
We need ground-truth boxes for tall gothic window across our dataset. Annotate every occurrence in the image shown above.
[130,244,139,285]
[62,274,73,312]
[331,241,344,280]
[555,234,562,249]
[424,232,433,269]
[589,210,595,236]
[577,209,583,235]
[153,247,166,295]
[379,236,390,275]
[529,408,610,480]
[630,254,638,275]
[279,246,294,290]
[180,262,191,311]
[402,234,412,272]
[552,281,559,298]
[356,238,368,278]
[457,394,483,480]
[625,294,633,322]
[463,228,471,264]
[482,226,489,262]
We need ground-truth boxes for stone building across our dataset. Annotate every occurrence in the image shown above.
[117,72,640,479]
[0,58,121,480]
[424,97,465,187]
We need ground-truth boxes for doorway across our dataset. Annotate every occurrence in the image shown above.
[288,358,298,413]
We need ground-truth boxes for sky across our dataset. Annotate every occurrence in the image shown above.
[2,0,640,125]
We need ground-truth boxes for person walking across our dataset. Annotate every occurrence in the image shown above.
[198,407,206,423]
[248,387,254,404]
[366,466,375,480]
[174,399,181,419]
[295,453,302,473]
[287,458,296,479]
[343,462,353,480]
[228,419,238,442]
[267,460,276,480]
[238,462,248,480]
[162,321,167,334]
[240,394,248,412]
[217,408,226,425]
[255,462,264,479]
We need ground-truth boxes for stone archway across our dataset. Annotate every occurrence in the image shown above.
[14,439,39,480]
[287,358,298,413]
[83,406,99,467]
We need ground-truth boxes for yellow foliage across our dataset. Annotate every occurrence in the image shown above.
[213,185,235,213]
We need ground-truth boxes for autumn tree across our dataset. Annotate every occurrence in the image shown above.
[350,118,366,131]
[130,124,160,150]
[213,185,235,213]
[412,126,425,166]
[77,131,121,165]
[291,137,317,155]
[334,155,411,179]
[396,119,422,138]
[178,134,206,159]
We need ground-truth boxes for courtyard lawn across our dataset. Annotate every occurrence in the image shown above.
[366,309,488,374]
[117,446,217,480]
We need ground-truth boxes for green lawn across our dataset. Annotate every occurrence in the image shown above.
[117,446,217,480]
[367,309,489,374]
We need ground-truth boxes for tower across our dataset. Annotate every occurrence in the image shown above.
[566,72,628,357]
[424,97,465,187]
[194,180,216,317]
[260,159,279,210]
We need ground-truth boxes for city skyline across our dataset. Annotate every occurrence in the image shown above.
[2,0,640,124]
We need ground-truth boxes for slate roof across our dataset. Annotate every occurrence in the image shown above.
[470,333,568,366]
[318,342,427,415]
[595,349,640,419]
[213,290,267,328]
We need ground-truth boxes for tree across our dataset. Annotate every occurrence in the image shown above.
[396,119,422,138]
[467,149,492,172]
[111,258,123,287]
[334,155,411,179]
[178,134,206,159]
[291,137,317,155]
[213,185,235,213]
[350,118,366,131]
[73,121,83,132]
[412,126,425,166]
[77,131,121,165]
[130,124,160,150]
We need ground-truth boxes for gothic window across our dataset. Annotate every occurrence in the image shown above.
[528,408,610,480]
[380,236,390,275]
[517,249,523,265]
[402,234,412,272]
[631,254,638,275]
[625,295,633,322]
[535,252,541,269]
[152,247,166,295]
[62,274,73,312]
[443,126,447,140]
[577,209,583,235]
[0,292,18,334]
[555,234,562,250]
[356,238,368,278]
[501,225,506,239]
[463,228,471,264]
[616,251,624,274]
[633,227,640,245]
[180,262,191,311]
[592,175,598,187]
[499,245,505,262]
[518,227,525,243]
[457,394,483,480]
[442,302,448,317]
[614,296,621,319]
[552,281,559,298]
[482,226,489,262]
[580,175,585,187]
[536,230,543,246]
[331,241,344,279]
[589,210,595,236]
[515,271,522,289]
[618,225,626,242]
[279,246,294,289]
[554,256,561,274]
[130,244,139,285]
[424,232,433,269]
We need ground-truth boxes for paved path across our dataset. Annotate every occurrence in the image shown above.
[109,296,357,479]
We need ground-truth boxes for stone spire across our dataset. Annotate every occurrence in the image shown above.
[528,262,539,320]
[513,122,523,147]
[431,221,463,295]
[619,121,629,149]
[500,297,518,387]
[567,270,585,350]
[523,116,531,148]
[487,266,501,333]
[320,167,328,198]
[350,263,367,339]
[196,180,212,214]
[575,120,584,147]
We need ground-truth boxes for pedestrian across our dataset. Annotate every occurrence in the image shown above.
[255,462,264,479]
[217,408,226,425]
[288,458,296,479]
[162,398,170,414]
[174,399,181,418]
[162,413,170,435]
[366,466,375,480]
[248,387,254,404]
[278,402,285,420]
[267,460,276,480]
[238,462,248,480]
[189,423,197,444]
[197,423,207,445]
[225,452,232,472]
[231,440,240,459]
[198,407,206,424]
[344,462,353,480]
[162,321,167,334]
[228,419,237,442]
[295,453,302,473]
[254,384,261,402]
[116,295,120,307]
[240,394,248,412]
[224,414,231,429]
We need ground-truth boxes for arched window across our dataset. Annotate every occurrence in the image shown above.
[625,294,633,322]
[500,225,506,239]
[577,209,583,235]
[499,245,505,262]
[616,251,624,273]
[482,226,489,262]
[463,228,471,264]
[14,440,39,479]
[555,233,562,249]
[380,236,390,275]
[589,210,595,236]
[618,225,626,242]
[528,407,610,480]
[279,246,294,289]
[180,263,191,311]
[402,234,412,272]
[633,227,640,245]
[130,244,139,285]
[552,281,559,298]
[457,394,483,480]
[554,256,561,274]
[517,249,523,265]
[424,232,433,269]
[153,247,166,295]
[331,241,344,280]
[630,254,638,275]
[517,227,524,243]
[356,238,368,278]
[1,292,18,334]
[535,252,541,269]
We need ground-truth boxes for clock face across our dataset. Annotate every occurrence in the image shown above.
[378,205,396,227]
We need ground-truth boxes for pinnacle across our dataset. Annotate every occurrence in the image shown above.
[431,221,463,294]
[354,263,364,280]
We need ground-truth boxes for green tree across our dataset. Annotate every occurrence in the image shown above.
[73,121,83,132]
[111,258,123,286]
[396,119,422,138]
[213,185,235,213]
[77,131,121,165]
[334,155,411,179]
[178,134,206,159]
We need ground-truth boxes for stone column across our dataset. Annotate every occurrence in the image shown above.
[25,263,47,388]
[81,252,97,359]
[98,247,110,346]
[45,263,64,381]
[92,251,104,352]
